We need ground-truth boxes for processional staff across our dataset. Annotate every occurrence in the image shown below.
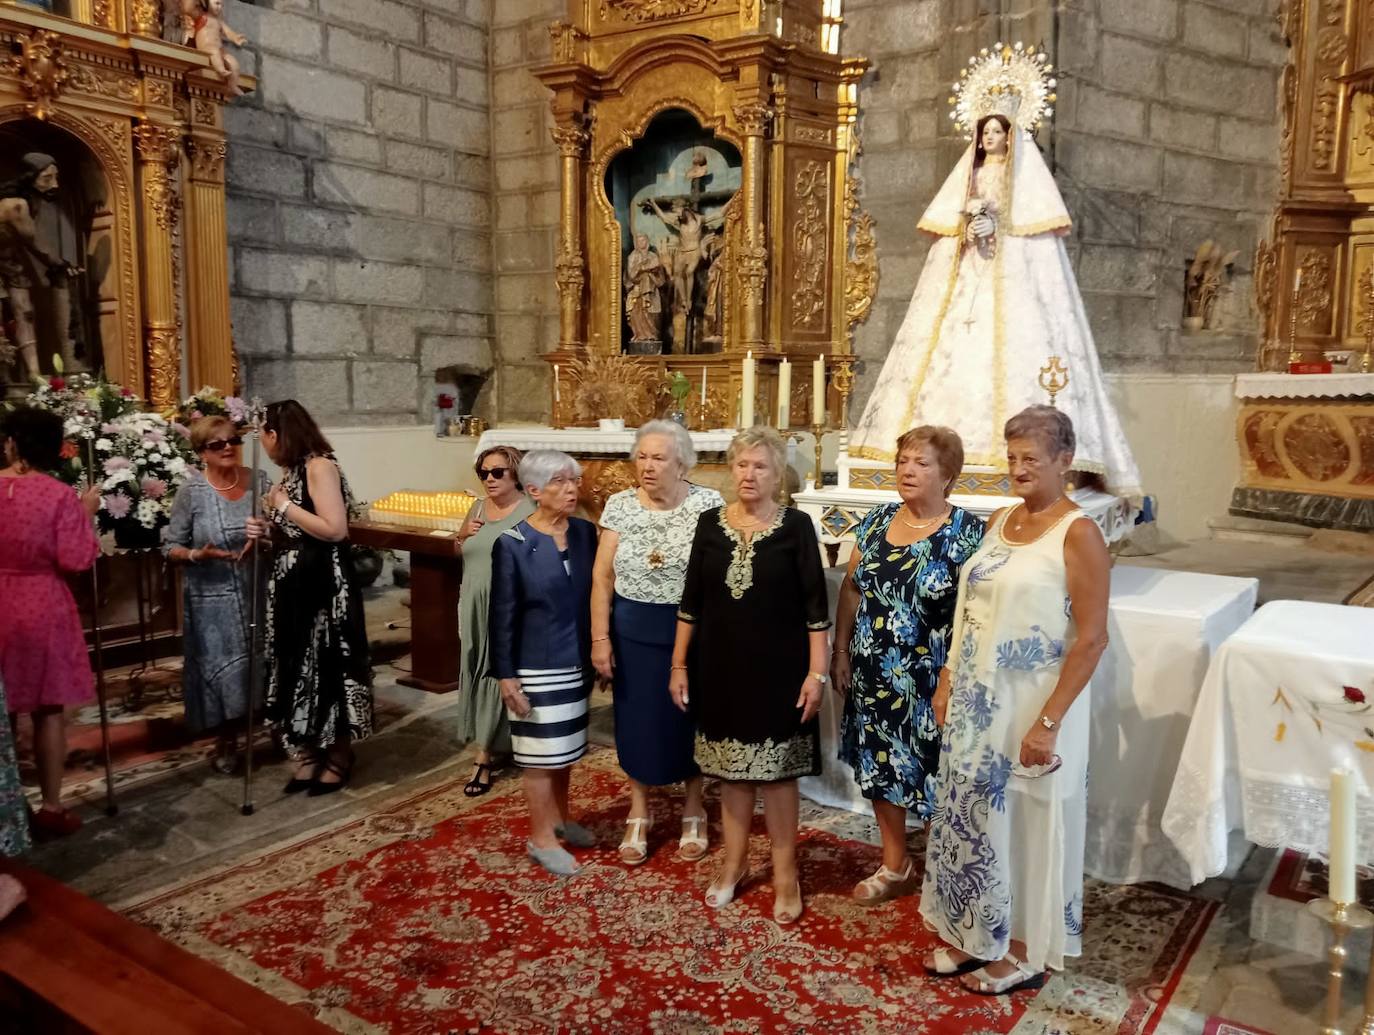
[83,437,117,817]
[241,398,266,817]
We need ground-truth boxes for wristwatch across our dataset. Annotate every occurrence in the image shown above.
[1038,715,1057,731]
[808,671,828,686]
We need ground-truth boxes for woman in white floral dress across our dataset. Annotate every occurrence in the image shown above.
[920,406,1110,995]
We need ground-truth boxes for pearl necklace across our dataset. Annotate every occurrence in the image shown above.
[207,468,240,492]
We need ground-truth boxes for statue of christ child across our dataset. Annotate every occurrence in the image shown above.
[184,0,248,96]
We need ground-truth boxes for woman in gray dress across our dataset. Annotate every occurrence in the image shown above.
[456,444,534,796]
[164,415,267,774]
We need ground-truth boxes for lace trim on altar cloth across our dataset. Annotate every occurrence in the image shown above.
[1239,776,1374,864]
[1159,760,1233,884]
[695,731,816,782]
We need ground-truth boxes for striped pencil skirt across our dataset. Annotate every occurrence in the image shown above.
[508,666,590,769]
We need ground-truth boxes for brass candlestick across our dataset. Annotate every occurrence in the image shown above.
[1310,898,1374,1035]
[833,358,855,455]
[1039,356,1069,407]
[1363,272,1374,375]
[812,422,825,488]
[1289,279,1304,367]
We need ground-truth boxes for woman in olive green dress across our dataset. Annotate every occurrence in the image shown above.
[456,445,535,795]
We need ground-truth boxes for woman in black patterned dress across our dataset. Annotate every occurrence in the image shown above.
[246,400,372,796]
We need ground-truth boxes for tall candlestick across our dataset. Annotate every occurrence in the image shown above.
[777,359,791,429]
[741,351,756,428]
[1331,767,1358,906]
[812,356,826,425]
[553,364,560,402]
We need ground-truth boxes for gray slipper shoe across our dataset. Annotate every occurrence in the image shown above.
[527,840,580,877]
[555,821,596,848]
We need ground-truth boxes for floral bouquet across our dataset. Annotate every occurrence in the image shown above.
[92,410,196,547]
[965,198,995,254]
[21,363,140,486]
[172,385,248,438]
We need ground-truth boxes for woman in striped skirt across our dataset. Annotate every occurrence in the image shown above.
[490,450,599,876]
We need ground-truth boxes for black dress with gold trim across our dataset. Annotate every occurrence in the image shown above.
[677,506,830,782]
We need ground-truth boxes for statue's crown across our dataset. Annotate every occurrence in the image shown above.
[949,42,1056,140]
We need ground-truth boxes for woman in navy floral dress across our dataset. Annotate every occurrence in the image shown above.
[832,426,983,904]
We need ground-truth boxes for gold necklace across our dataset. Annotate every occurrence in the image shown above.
[730,502,776,529]
[898,506,948,530]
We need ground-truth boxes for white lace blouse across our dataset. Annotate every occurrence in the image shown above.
[601,482,724,605]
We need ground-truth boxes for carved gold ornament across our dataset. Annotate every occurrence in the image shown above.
[599,0,716,23]
[1284,413,1351,481]
[950,41,1056,139]
[843,137,879,335]
[1295,250,1334,329]
[146,329,181,410]
[2,29,73,120]
[568,352,664,426]
[790,160,828,330]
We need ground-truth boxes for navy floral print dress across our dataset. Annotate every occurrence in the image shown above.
[839,503,984,817]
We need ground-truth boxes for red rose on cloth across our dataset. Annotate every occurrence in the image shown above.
[49,376,66,391]
[436,393,455,410]
[120,387,134,398]
[59,440,78,460]
[1346,686,1367,704]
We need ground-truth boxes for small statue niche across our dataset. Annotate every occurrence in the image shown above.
[1183,240,1239,333]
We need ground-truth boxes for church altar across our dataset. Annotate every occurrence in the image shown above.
[1231,372,1374,531]
[1161,600,1374,886]
[802,564,1259,889]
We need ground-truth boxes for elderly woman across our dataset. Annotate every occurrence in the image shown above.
[456,444,534,797]
[490,449,599,877]
[920,405,1110,994]
[245,400,372,796]
[670,427,830,924]
[163,416,268,773]
[0,406,100,838]
[832,426,984,903]
[592,420,723,865]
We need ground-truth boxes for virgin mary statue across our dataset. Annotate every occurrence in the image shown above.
[850,48,1141,498]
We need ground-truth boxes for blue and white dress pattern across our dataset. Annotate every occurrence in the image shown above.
[839,503,983,815]
[918,505,1095,973]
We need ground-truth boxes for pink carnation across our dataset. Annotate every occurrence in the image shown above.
[101,422,120,435]
[103,457,132,473]
[172,422,191,438]
[226,397,247,422]
[103,493,132,519]
[140,477,168,499]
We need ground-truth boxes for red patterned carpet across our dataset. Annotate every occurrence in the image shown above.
[125,749,1218,1034]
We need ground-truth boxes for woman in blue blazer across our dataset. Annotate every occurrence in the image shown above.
[490,449,599,876]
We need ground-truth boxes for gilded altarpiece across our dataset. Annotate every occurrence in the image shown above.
[0,4,244,407]
[532,0,876,433]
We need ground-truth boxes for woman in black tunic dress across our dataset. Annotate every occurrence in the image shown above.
[246,400,373,796]
[671,427,831,925]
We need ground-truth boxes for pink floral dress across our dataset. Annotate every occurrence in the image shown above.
[0,472,100,712]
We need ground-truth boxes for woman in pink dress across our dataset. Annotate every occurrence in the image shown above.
[0,407,101,838]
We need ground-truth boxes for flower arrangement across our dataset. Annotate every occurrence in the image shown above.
[92,410,196,543]
[20,365,140,486]
[172,385,248,435]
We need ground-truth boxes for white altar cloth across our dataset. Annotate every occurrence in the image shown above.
[1161,600,1374,886]
[801,564,1258,889]
[1234,372,1374,400]
[476,425,738,456]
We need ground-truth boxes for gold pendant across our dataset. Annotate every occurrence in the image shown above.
[647,549,665,569]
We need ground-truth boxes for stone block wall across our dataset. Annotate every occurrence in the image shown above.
[224,0,495,426]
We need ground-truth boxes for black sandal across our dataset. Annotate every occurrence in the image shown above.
[283,756,320,795]
[307,753,354,797]
[464,762,494,797]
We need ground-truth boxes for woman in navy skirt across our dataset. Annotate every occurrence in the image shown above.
[591,421,723,866]
[490,450,598,877]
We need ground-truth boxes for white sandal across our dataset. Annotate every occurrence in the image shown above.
[618,816,652,865]
[852,858,917,904]
[704,866,750,908]
[961,954,1046,996]
[923,946,985,976]
[678,814,708,861]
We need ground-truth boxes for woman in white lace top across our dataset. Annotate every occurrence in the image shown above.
[591,420,723,867]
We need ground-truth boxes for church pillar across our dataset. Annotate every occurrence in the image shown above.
[733,103,771,352]
[132,121,183,410]
[184,128,235,393]
[552,116,590,349]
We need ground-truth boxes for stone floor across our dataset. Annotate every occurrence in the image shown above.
[21,538,1374,1032]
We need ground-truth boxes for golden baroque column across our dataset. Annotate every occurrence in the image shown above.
[732,102,771,352]
[184,123,236,394]
[551,115,590,349]
[132,121,184,410]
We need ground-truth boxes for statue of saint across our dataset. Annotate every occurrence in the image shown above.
[700,229,725,347]
[849,111,1142,497]
[625,233,667,344]
[0,153,82,384]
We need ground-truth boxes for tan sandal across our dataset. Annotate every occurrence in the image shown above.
[852,857,917,905]
[618,816,652,865]
[678,814,708,861]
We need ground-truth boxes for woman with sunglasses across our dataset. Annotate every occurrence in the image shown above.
[455,444,533,796]
[920,406,1110,996]
[245,400,372,796]
[163,416,268,774]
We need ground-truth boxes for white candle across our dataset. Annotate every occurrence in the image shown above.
[700,366,707,407]
[741,351,756,428]
[1330,767,1357,905]
[812,356,826,425]
[553,364,560,403]
[777,359,791,428]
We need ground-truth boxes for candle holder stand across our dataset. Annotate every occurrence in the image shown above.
[1289,283,1304,367]
[811,423,825,489]
[1309,897,1374,1035]
[1362,272,1374,375]
[833,359,855,457]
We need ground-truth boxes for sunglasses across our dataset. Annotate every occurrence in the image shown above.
[203,436,243,453]
[479,466,510,480]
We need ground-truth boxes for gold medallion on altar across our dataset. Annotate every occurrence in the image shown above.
[647,549,666,569]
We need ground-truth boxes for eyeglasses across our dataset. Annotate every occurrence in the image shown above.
[479,466,510,480]
[203,436,243,453]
